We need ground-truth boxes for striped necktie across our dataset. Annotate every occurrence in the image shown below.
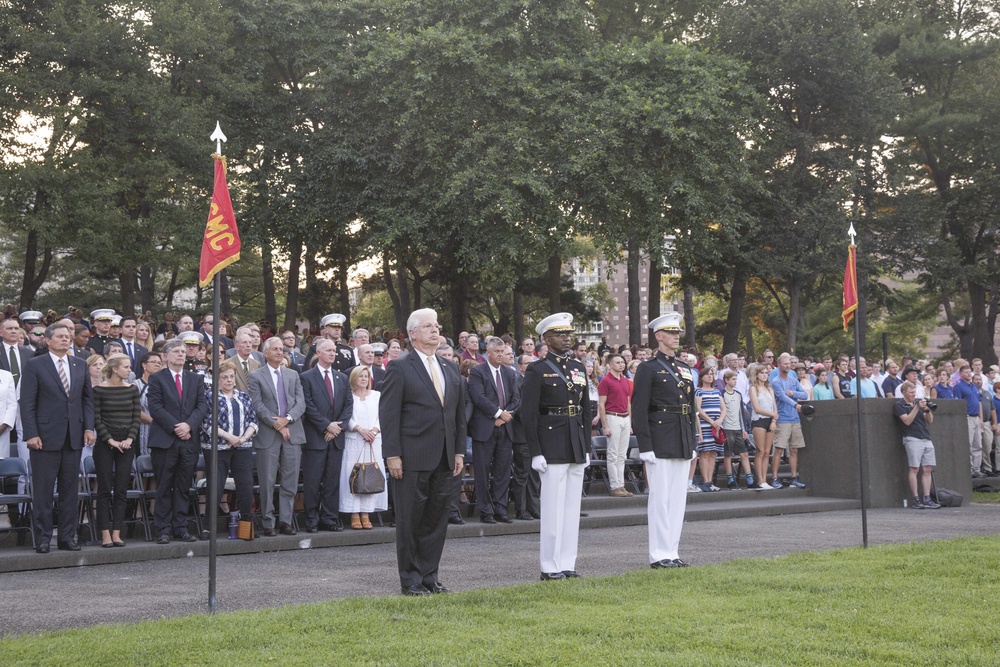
[57,358,70,395]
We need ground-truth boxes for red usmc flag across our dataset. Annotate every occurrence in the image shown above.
[842,244,858,330]
[199,155,241,287]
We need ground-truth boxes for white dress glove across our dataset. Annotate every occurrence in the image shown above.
[639,451,656,464]
[531,455,548,473]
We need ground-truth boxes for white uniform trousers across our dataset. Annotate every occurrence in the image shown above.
[646,455,692,563]
[539,462,585,573]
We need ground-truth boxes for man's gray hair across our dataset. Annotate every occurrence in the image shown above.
[352,328,370,341]
[406,308,437,335]
[315,338,335,352]
[777,352,791,364]
[162,339,185,355]
[485,336,505,351]
[262,336,283,351]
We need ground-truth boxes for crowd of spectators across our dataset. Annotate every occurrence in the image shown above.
[1,303,997,551]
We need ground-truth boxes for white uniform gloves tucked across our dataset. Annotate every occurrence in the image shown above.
[639,451,657,464]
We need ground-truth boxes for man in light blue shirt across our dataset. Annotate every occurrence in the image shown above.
[769,353,808,489]
[849,359,885,398]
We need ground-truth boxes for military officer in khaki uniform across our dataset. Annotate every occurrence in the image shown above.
[521,313,591,580]
[632,312,696,568]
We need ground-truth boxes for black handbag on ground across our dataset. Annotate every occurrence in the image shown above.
[349,443,386,495]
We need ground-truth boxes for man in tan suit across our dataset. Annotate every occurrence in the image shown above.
[230,332,260,392]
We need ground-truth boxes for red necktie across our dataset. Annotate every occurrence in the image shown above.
[324,369,334,402]
[175,373,183,401]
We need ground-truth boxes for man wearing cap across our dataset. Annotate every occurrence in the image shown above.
[380,308,466,595]
[86,309,115,356]
[893,366,924,399]
[179,331,207,374]
[304,314,355,373]
[521,313,591,580]
[632,312,696,569]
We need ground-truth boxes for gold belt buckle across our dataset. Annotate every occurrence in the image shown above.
[567,405,580,417]
[680,404,690,415]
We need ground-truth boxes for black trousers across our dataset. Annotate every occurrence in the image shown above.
[150,441,199,537]
[93,441,135,532]
[510,440,540,515]
[29,433,83,546]
[473,429,513,516]
[203,447,253,521]
[301,445,345,528]
[392,454,456,589]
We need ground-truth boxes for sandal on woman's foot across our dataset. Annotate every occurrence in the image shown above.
[361,518,373,529]
[351,517,363,530]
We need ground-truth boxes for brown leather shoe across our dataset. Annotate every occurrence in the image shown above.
[279,522,296,536]
[609,487,630,497]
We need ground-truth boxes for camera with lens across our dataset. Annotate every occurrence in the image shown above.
[925,400,938,412]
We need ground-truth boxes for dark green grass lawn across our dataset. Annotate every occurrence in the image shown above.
[4,535,999,666]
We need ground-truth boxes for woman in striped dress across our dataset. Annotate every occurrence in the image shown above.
[93,353,141,547]
[694,368,725,492]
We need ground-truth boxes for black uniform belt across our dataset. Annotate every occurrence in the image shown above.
[541,406,581,416]
[649,404,690,415]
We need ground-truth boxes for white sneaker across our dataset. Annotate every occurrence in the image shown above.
[687,481,701,493]
[708,484,721,492]
[758,482,773,490]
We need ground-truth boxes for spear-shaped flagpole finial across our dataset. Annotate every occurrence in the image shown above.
[211,121,227,156]
[848,222,857,246]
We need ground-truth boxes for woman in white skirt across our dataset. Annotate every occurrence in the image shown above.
[339,366,389,529]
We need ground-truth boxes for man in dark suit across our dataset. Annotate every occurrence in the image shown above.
[249,337,307,536]
[19,322,96,552]
[303,313,356,372]
[281,330,307,369]
[380,308,466,595]
[147,338,209,544]
[118,315,148,369]
[521,313,591,580]
[300,338,353,532]
[468,336,520,524]
[200,313,233,351]
[509,352,540,520]
[356,343,386,391]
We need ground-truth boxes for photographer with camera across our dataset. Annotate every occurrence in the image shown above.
[894,381,941,509]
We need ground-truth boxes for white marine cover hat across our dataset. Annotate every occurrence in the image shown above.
[648,312,683,333]
[535,312,574,336]
[320,313,347,328]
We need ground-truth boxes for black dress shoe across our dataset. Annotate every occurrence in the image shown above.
[36,544,50,554]
[279,522,296,536]
[540,571,566,581]
[516,511,533,520]
[448,515,466,525]
[480,514,497,524]
[57,541,81,552]
[529,511,541,519]
[318,522,342,532]
[650,559,678,569]
[561,570,581,578]
[401,584,431,596]
[305,527,318,534]
[113,540,126,547]
[156,534,171,545]
[425,581,451,594]
[260,528,277,537]
[495,514,514,524]
[671,558,691,567]
[102,542,114,549]
[174,533,197,543]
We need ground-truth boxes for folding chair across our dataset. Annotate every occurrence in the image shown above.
[583,435,609,496]
[133,454,157,540]
[0,458,34,548]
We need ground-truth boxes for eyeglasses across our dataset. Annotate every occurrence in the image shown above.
[203,320,214,325]
[31,331,44,336]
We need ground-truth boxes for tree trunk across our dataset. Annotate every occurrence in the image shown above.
[261,236,277,328]
[647,260,661,349]
[786,278,802,354]
[118,270,136,314]
[450,278,469,338]
[722,270,746,355]
[547,252,562,312]
[282,236,302,331]
[383,254,405,332]
[743,322,755,360]
[682,282,695,349]
[338,256,351,332]
[139,265,155,315]
[165,267,179,310]
[969,281,998,366]
[19,229,53,311]
[219,270,232,318]
[303,250,320,329]
[513,288,525,347]
[626,237,641,346]
[496,293,511,336]
[398,260,411,318]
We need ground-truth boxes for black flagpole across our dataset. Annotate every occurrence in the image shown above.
[208,272,221,610]
[852,244,869,548]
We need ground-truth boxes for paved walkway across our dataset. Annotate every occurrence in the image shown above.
[3,504,999,636]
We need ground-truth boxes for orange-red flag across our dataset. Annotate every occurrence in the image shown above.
[842,244,858,330]
[199,155,241,287]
